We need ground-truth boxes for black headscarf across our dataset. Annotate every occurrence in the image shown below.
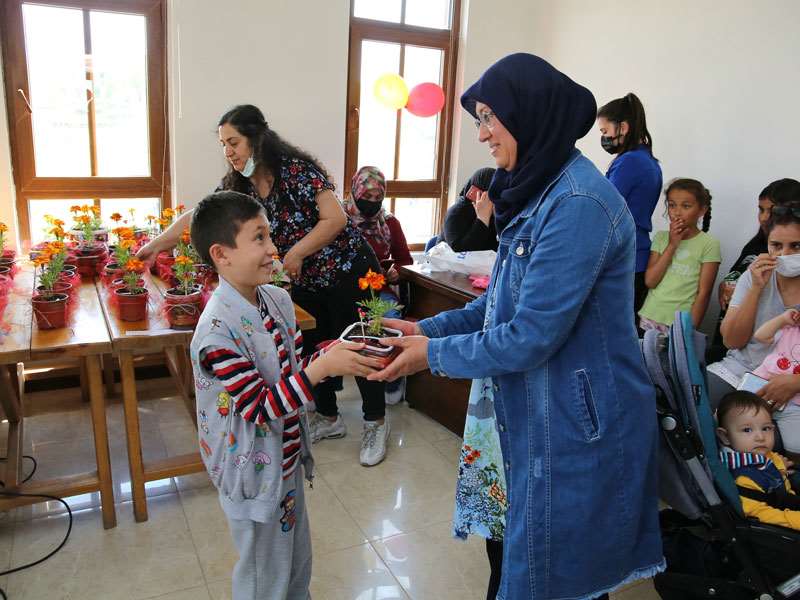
[457,167,496,200]
[461,53,597,231]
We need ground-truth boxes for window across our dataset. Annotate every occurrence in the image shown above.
[0,0,168,242]
[345,0,461,248]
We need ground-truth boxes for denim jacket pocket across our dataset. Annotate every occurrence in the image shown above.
[508,236,534,299]
[572,368,601,442]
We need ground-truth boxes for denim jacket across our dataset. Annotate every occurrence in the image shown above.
[421,151,663,599]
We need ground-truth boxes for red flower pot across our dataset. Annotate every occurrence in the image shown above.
[339,322,402,361]
[164,287,203,329]
[102,263,125,285]
[1,248,15,260]
[74,245,108,278]
[0,265,13,280]
[32,292,69,329]
[114,288,149,322]
[36,282,73,297]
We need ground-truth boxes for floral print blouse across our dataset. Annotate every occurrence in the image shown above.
[238,157,366,291]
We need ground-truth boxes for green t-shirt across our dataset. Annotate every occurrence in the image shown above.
[639,230,721,326]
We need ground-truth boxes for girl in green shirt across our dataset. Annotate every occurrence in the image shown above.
[639,178,721,331]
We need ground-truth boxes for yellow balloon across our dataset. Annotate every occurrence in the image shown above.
[373,73,409,110]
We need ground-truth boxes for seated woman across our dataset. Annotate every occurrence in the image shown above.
[708,178,800,362]
[442,167,498,251]
[343,166,412,283]
[707,179,800,459]
[343,166,412,405]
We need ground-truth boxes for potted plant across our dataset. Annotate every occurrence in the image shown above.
[0,221,14,262]
[32,243,69,329]
[339,269,402,358]
[71,205,108,277]
[114,258,149,321]
[164,229,203,329]
[104,226,136,284]
[269,255,291,291]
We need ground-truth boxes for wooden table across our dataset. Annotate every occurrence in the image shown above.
[0,267,117,529]
[399,263,482,436]
[98,276,316,522]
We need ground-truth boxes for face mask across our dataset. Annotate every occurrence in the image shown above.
[601,134,621,155]
[776,254,800,278]
[356,199,382,218]
[238,154,256,177]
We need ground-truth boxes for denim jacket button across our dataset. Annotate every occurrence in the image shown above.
[516,245,524,256]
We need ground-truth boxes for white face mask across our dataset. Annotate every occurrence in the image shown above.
[238,154,256,177]
[776,254,800,278]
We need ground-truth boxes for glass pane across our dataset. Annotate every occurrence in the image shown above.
[28,199,91,244]
[23,4,91,177]
[405,0,451,29]
[100,198,160,229]
[90,11,150,177]
[391,198,436,244]
[357,41,401,181]
[397,46,443,180]
[353,0,401,23]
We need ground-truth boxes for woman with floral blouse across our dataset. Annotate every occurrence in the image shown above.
[138,105,392,467]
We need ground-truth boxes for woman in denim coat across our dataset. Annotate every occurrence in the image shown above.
[371,53,664,600]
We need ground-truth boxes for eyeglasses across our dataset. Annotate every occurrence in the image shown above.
[771,204,800,218]
[474,110,496,130]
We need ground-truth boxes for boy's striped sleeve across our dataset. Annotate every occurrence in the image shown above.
[200,345,319,425]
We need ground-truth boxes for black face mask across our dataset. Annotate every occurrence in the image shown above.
[356,199,382,217]
[601,126,623,155]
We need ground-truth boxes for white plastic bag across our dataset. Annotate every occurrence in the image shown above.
[426,241,496,276]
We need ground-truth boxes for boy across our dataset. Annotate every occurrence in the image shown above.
[716,391,800,530]
[189,191,383,599]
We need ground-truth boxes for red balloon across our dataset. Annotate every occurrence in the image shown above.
[405,82,445,117]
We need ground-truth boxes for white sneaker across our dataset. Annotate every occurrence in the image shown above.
[309,412,347,443]
[360,421,390,466]
[384,377,405,406]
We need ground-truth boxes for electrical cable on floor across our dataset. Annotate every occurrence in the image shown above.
[0,455,73,600]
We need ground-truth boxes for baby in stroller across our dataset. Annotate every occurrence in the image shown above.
[716,390,800,530]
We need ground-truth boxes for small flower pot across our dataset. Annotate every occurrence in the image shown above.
[74,245,108,278]
[114,288,149,322]
[1,248,15,261]
[0,266,13,280]
[102,262,125,285]
[164,286,203,329]
[0,257,14,270]
[110,277,145,291]
[134,228,150,242]
[339,322,402,360]
[32,292,69,329]
[71,227,108,243]
[36,282,73,297]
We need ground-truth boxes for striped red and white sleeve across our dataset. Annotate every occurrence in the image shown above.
[200,345,317,425]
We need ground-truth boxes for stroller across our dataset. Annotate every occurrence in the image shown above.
[641,311,800,599]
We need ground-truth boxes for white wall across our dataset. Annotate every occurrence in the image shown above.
[0,29,20,252]
[452,0,800,331]
[168,0,350,207]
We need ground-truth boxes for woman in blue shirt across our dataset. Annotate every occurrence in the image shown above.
[597,93,662,323]
[369,54,663,600]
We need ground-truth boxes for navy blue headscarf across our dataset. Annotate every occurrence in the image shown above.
[461,53,597,231]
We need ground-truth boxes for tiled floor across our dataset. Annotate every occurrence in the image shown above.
[0,376,661,600]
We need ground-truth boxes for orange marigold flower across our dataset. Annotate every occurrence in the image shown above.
[80,204,90,213]
[52,218,65,227]
[176,204,186,213]
[0,223,7,233]
[48,241,65,252]
[76,215,91,224]
[90,206,101,217]
[162,208,175,218]
[70,205,82,213]
[360,268,385,291]
[146,214,156,222]
[125,258,146,273]
[174,255,194,266]
[33,252,51,267]
[110,212,123,222]
[358,277,370,290]
[119,239,136,250]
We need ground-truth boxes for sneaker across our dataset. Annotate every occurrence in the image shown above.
[384,377,405,406]
[360,420,390,466]
[309,412,347,443]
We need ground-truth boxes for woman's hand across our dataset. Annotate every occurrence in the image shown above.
[668,218,687,247]
[283,247,305,280]
[474,191,494,226]
[380,318,421,336]
[756,373,800,409]
[749,253,777,289]
[366,335,430,382]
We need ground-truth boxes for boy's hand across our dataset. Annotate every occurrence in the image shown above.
[318,341,385,378]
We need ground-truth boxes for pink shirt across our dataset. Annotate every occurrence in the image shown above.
[753,325,800,406]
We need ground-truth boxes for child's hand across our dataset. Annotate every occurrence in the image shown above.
[668,218,687,247]
[380,318,421,336]
[318,341,385,378]
[783,308,800,326]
